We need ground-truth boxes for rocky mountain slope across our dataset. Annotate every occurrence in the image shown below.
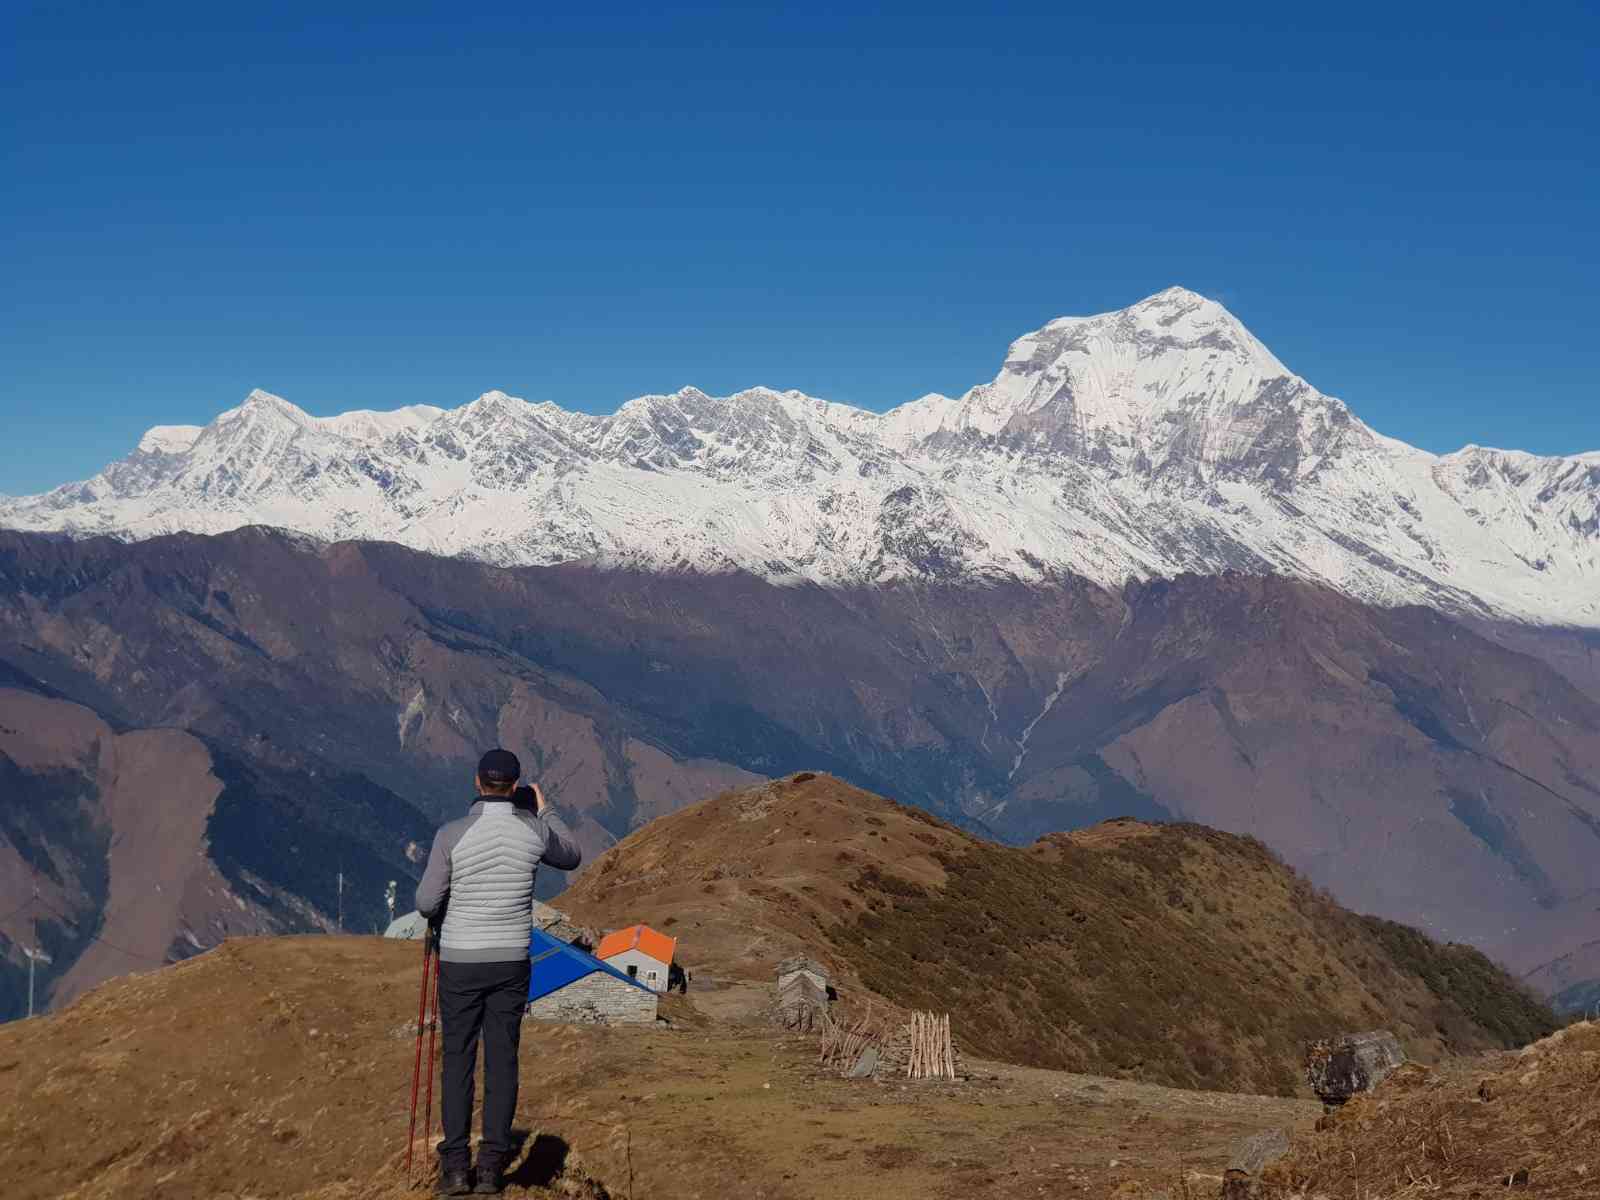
[0,778,1565,1199]
[0,687,285,1012]
[2,527,1597,1018]
[557,774,1555,1096]
[4,288,1596,626]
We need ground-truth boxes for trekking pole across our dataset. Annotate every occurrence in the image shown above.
[422,942,441,1161]
[405,928,434,1182]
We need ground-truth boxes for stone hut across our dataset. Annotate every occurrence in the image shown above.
[774,956,834,1030]
[777,956,830,992]
[525,927,658,1025]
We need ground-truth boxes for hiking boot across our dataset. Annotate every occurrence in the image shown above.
[472,1163,504,1194]
[434,1167,472,1196]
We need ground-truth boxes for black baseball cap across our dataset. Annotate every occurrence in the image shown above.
[477,748,521,784]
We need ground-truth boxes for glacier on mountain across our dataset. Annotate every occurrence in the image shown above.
[3,287,1596,626]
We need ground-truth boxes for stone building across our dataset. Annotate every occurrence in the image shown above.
[776,956,830,993]
[526,927,658,1025]
[774,955,834,1030]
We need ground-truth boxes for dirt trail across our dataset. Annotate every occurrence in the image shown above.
[0,937,1315,1199]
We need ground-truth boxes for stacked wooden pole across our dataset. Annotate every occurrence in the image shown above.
[816,1005,958,1080]
[817,1002,880,1073]
[904,1011,956,1080]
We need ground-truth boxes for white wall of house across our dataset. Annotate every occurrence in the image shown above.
[603,948,671,992]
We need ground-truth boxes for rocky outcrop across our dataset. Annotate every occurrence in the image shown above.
[532,899,597,952]
[1305,1031,1406,1105]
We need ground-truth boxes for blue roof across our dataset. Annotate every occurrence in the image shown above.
[527,927,655,1001]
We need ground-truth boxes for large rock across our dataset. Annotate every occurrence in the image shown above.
[1220,1128,1290,1199]
[1304,1030,1405,1104]
[846,1046,880,1079]
[1228,1128,1290,1176]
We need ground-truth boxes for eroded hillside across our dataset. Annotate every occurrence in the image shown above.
[4,527,1598,1019]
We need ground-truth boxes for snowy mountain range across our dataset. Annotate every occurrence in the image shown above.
[5,287,1597,626]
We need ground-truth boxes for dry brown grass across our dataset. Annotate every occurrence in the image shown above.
[1266,1021,1600,1198]
[0,934,1318,1200]
[561,775,1555,1097]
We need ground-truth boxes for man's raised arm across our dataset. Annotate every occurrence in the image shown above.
[415,825,453,920]
[539,807,582,871]
[533,785,582,871]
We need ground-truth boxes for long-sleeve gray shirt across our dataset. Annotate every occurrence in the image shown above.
[414,796,583,962]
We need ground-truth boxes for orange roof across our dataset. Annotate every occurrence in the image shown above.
[595,923,677,965]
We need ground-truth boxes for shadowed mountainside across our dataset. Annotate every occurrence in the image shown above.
[1,526,1597,1016]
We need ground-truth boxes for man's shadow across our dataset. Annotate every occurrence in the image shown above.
[504,1129,571,1189]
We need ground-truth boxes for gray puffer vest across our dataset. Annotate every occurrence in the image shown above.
[414,797,583,962]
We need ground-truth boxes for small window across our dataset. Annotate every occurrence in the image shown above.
[626,965,637,978]
[647,971,658,981]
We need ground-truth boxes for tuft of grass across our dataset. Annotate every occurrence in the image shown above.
[1268,1021,1600,1198]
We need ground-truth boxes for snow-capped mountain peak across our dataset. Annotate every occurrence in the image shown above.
[215,388,317,426]
[885,286,1342,488]
[460,388,526,414]
[3,289,1595,627]
[137,425,204,456]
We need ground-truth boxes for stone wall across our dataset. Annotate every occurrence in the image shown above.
[526,971,658,1025]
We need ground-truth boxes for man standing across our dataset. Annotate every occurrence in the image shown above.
[416,748,583,1195]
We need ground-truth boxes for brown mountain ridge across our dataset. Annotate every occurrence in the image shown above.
[557,774,1555,1096]
[0,773,1563,1200]
[1,526,1597,1019]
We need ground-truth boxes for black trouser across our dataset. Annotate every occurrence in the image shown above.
[437,958,531,1173]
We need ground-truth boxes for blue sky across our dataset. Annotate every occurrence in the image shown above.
[3,1,1595,494]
